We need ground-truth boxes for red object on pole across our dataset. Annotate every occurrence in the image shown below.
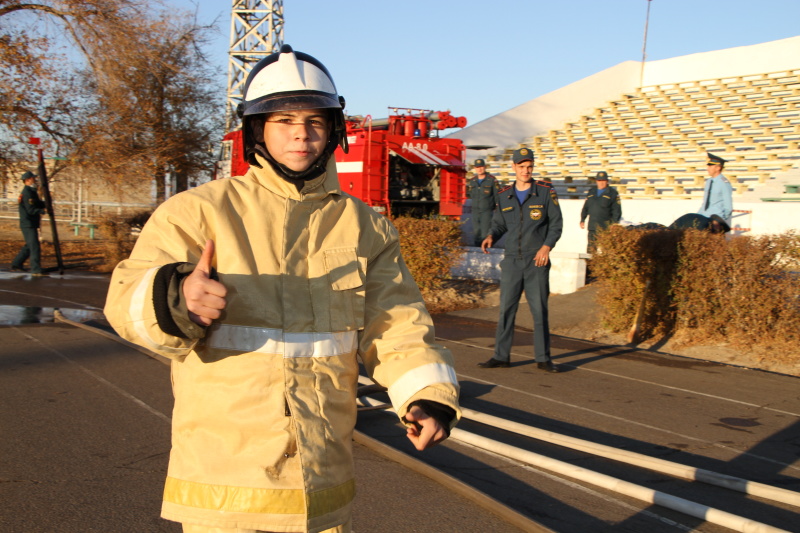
[28,137,41,145]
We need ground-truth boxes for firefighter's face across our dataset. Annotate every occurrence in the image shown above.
[512,160,533,183]
[263,109,330,172]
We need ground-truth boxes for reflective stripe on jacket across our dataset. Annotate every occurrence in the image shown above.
[104,156,460,532]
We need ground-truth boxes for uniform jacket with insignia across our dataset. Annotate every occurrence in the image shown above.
[580,186,621,232]
[467,174,499,213]
[18,184,45,229]
[489,181,563,257]
[104,155,461,532]
[697,173,733,222]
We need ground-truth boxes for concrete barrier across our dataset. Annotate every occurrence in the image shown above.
[452,247,590,295]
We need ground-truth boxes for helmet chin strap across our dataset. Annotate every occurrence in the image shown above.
[253,136,338,187]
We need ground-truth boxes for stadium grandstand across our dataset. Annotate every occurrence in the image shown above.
[452,35,800,252]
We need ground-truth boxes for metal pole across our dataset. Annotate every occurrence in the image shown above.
[37,148,64,274]
[640,0,652,87]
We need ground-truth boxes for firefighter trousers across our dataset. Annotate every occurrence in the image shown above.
[493,256,551,363]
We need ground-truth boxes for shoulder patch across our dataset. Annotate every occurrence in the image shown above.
[549,187,559,206]
[535,180,552,188]
[498,185,513,193]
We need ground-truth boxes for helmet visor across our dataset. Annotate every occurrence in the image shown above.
[243,92,341,117]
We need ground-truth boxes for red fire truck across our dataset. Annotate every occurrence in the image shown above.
[215,107,468,218]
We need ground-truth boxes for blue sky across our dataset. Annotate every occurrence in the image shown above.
[174,0,800,127]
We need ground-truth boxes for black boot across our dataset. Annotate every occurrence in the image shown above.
[478,358,510,368]
[536,361,560,373]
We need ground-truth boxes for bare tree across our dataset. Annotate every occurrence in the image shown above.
[76,13,223,202]
[1,0,223,202]
[0,1,147,147]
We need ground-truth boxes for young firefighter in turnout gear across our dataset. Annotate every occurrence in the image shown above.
[11,171,46,275]
[579,170,621,253]
[105,45,460,533]
[478,148,563,373]
[467,158,499,246]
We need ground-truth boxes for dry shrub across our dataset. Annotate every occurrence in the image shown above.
[392,216,464,293]
[591,225,681,338]
[592,225,799,359]
[97,210,151,271]
[673,231,799,354]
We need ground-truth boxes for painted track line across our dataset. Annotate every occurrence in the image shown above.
[441,337,800,417]
[443,337,800,473]
[14,326,171,423]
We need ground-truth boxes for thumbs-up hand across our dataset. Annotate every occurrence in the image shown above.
[183,239,228,327]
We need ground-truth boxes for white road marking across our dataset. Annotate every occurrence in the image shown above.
[16,327,171,423]
[445,339,800,473]
[0,289,102,311]
[442,337,800,417]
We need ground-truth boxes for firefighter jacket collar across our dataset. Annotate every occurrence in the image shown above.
[251,152,342,201]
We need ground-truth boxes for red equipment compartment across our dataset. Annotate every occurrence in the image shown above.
[335,108,468,218]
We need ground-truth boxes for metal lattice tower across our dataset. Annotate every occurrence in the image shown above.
[225,0,284,132]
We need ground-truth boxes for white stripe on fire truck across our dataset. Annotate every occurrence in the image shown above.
[407,146,449,166]
[336,161,364,173]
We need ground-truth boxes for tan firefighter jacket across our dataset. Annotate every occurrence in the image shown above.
[104,155,460,532]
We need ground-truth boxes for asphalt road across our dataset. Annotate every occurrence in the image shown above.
[1,271,799,532]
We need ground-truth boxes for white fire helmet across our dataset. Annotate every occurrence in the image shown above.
[238,44,348,172]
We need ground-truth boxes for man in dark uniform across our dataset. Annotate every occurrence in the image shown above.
[669,213,730,234]
[580,170,621,252]
[467,158,499,246]
[478,148,563,373]
[11,171,46,275]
